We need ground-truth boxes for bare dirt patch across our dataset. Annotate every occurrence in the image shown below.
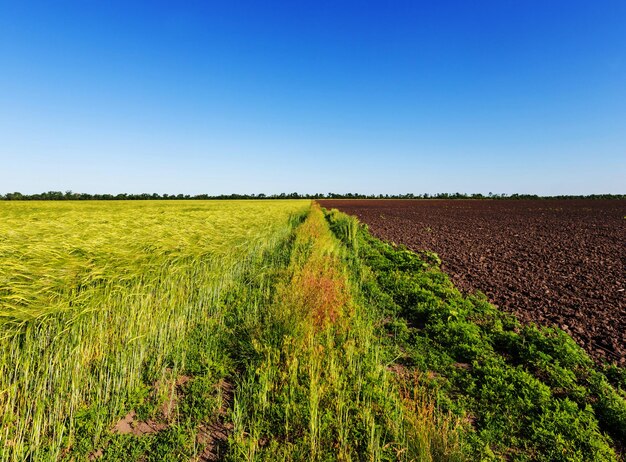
[195,379,234,461]
[112,410,167,436]
[319,199,626,365]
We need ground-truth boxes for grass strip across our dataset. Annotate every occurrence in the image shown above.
[224,203,465,461]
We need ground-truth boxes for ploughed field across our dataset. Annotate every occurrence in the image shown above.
[319,199,626,365]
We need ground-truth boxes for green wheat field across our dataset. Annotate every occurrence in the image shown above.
[1,200,624,461]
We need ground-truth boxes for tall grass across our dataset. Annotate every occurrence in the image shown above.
[227,204,464,461]
[0,200,309,461]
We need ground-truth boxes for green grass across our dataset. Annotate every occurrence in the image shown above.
[224,204,464,461]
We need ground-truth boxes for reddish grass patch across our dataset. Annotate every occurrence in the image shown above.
[294,260,348,328]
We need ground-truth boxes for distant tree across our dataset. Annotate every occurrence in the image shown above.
[6,192,23,200]
[2,191,624,201]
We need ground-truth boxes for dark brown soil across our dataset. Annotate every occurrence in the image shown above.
[319,199,626,365]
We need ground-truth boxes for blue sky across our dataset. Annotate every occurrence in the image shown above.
[1,1,624,195]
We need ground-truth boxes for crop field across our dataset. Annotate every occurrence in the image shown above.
[319,199,626,365]
[0,200,311,460]
[2,199,626,461]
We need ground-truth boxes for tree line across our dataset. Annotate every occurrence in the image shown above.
[1,191,624,201]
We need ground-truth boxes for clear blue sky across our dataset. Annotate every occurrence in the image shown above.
[1,1,624,195]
